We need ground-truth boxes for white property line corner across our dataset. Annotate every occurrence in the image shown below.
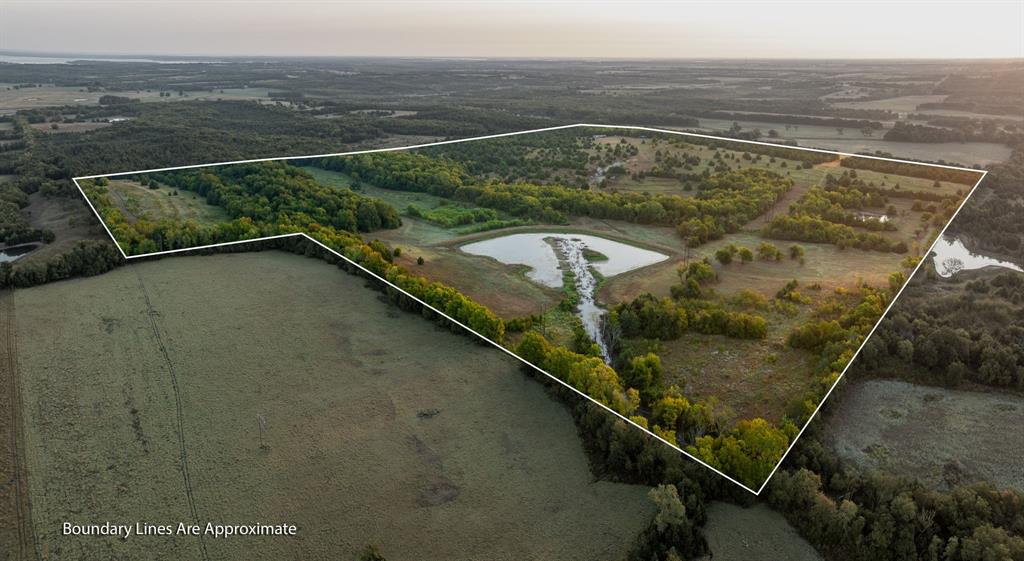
[70,124,989,496]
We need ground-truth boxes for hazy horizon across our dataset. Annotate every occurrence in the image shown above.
[2,1,1021,60]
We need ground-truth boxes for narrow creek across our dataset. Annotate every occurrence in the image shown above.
[460,232,669,365]
[551,237,610,361]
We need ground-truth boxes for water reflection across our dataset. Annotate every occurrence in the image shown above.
[931,236,1022,278]
[0,243,39,263]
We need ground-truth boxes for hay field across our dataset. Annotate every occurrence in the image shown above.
[14,251,654,561]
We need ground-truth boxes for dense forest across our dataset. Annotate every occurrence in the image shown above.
[954,149,1024,262]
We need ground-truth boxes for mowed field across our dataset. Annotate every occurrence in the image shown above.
[13,251,654,561]
[698,502,822,561]
[827,379,1024,492]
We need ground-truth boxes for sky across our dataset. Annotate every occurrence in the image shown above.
[1,0,1022,59]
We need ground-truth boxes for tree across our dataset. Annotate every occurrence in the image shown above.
[650,485,686,532]
[359,545,386,561]
[622,353,664,404]
[738,246,754,263]
[758,241,781,261]
[714,247,733,265]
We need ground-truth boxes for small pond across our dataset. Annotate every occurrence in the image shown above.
[0,243,40,263]
[461,233,668,288]
[462,233,668,361]
[932,235,1023,278]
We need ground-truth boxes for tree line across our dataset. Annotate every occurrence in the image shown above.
[764,214,908,253]
[840,156,981,186]
[318,151,793,246]
[79,165,506,346]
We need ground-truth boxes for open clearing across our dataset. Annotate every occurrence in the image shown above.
[14,251,653,561]
[108,179,230,224]
[698,502,822,561]
[16,192,105,266]
[827,379,1024,492]
[658,328,819,423]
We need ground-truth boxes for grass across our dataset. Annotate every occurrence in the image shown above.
[827,379,1024,492]
[16,192,105,266]
[701,502,823,561]
[592,135,978,196]
[28,122,111,134]
[107,179,229,225]
[591,135,814,195]
[653,306,819,423]
[13,251,655,560]
[391,246,562,319]
[600,230,901,307]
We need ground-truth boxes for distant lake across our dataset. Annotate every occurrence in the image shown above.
[932,235,1022,278]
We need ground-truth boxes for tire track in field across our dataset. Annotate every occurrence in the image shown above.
[0,290,39,561]
[134,272,210,561]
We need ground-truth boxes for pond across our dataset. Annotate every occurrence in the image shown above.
[461,233,668,359]
[0,243,40,263]
[931,235,1023,278]
[854,211,890,224]
[461,233,668,288]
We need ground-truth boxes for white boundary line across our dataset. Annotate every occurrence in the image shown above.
[753,167,987,494]
[72,122,983,181]
[70,123,987,495]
